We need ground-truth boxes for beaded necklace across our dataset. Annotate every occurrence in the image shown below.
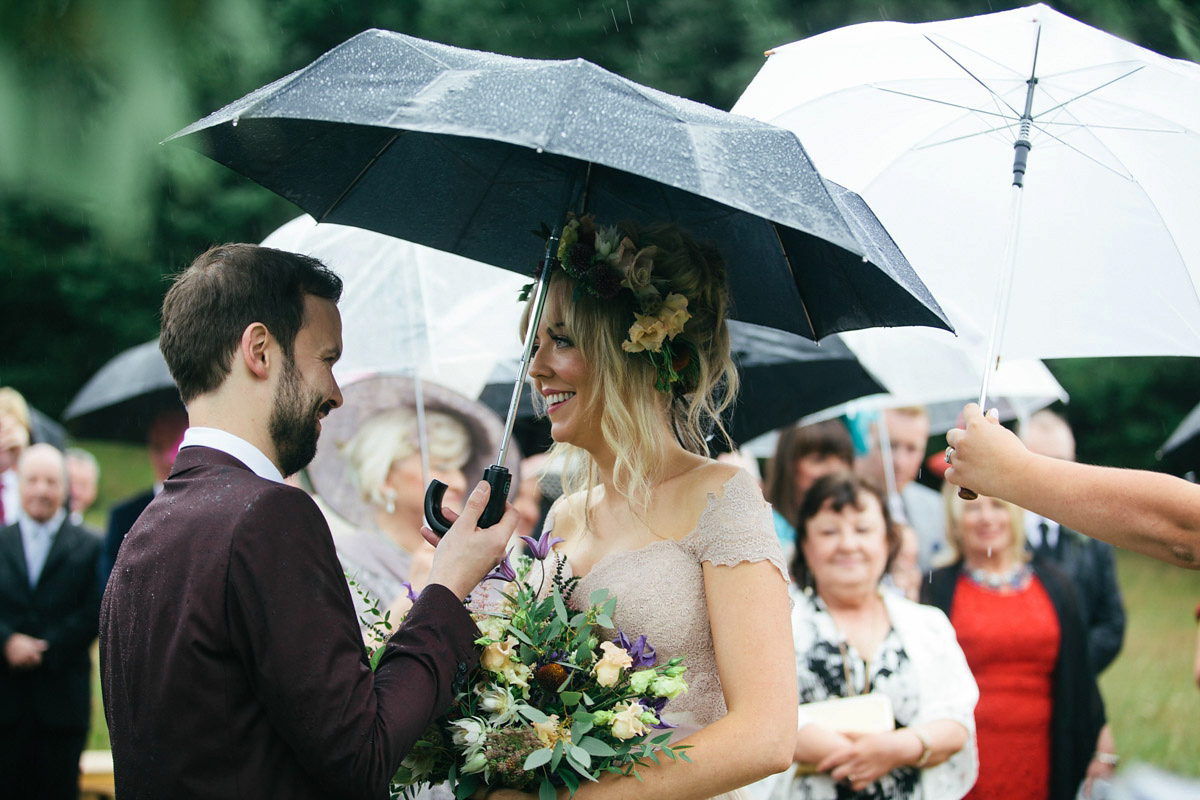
[965,561,1033,591]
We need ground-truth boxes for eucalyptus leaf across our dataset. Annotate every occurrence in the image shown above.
[578,736,617,756]
[523,748,554,770]
[518,704,550,724]
[589,588,611,607]
[560,690,582,707]
[539,778,556,800]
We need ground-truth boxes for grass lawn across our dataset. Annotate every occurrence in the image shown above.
[1099,548,1200,777]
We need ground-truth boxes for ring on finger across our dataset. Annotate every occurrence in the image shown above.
[944,446,955,464]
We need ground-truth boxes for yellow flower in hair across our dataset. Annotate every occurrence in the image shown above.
[622,314,670,353]
[658,293,690,339]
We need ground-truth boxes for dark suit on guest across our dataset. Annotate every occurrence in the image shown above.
[100,446,479,800]
[1030,523,1125,674]
[99,487,154,587]
[0,518,103,800]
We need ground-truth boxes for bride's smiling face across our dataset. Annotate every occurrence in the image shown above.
[527,291,603,451]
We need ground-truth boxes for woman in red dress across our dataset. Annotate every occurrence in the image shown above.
[922,491,1104,800]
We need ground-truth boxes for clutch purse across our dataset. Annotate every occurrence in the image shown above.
[794,693,895,774]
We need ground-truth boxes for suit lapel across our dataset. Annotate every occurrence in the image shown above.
[1,523,33,595]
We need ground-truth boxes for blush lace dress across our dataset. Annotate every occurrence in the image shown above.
[547,469,789,800]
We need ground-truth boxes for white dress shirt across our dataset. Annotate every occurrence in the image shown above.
[20,507,66,588]
[1025,511,1060,550]
[179,427,284,484]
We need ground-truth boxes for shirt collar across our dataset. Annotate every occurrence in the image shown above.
[19,508,66,540]
[180,427,285,484]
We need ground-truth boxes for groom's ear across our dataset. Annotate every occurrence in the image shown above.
[239,322,274,380]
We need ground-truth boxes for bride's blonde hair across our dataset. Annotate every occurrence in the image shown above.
[523,221,738,509]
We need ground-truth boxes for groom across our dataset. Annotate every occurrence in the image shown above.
[100,244,517,799]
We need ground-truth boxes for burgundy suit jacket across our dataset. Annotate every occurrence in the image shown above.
[100,446,479,799]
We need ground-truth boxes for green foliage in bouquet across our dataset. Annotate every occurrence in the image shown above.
[387,531,691,800]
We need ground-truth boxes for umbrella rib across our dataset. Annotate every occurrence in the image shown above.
[317,131,405,220]
[923,35,1023,119]
[1032,65,1147,120]
[769,222,817,339]
[875,87,1017,123]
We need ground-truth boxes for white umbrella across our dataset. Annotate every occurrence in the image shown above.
[741,303,1068,458]
[260,215,530,492]
[733,3,1200,370]
[261,215,529,400]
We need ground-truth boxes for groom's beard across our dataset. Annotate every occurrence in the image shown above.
[269,357,329,478]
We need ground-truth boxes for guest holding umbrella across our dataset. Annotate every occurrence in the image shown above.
[923,488,1105,800]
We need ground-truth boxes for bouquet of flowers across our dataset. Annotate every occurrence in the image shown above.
[385,529,691,800]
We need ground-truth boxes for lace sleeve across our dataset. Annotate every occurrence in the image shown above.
[687,469,788,582]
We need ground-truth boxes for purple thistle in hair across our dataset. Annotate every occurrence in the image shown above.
[616,632,656,669]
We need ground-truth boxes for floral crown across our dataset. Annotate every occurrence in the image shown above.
[523,214,697,393]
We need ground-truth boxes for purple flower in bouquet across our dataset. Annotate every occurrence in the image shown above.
[520,529,564,561]
[641,696,678,729]
[483,549,518,583]
[616,631,656,669]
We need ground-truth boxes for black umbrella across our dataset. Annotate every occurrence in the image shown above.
[168,29,952,529]
[167,29,948,342]
[63,340,185,443]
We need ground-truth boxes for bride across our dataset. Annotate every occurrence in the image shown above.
[487,216,796,799]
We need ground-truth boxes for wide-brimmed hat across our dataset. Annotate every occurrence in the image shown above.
[307,374,518,529]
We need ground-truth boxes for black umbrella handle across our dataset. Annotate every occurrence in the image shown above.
[424,465,512,537]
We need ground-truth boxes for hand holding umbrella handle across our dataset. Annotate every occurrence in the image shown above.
[424,465,513,537]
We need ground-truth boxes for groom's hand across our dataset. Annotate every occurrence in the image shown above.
[424,481,518,601]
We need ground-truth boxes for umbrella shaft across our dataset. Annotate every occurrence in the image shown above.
[978,183,1026,407]
[497,230,559,465]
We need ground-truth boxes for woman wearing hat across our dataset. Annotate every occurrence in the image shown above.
[307,375,510,639]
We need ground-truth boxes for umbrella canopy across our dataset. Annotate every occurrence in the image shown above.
[168,28,951,342]
[734,3,1200,360]
[63,339,185,443]
[260,215,528,399]
[741,307,1068,457]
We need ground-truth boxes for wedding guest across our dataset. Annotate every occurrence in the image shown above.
[1018,411,1124,797]
[0,387,34,527]
[489,216,796,800]
[64,448,100,529]
[923,487,1104,800]
[100,243,519,799]
[755,472,976,800]
[764,420,855,565]
[0,443,102,800]
[945,403,1200,569]
[857,407,945,572]
[307,374,503,638]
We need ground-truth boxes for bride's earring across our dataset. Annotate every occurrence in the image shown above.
[381,487,397,515]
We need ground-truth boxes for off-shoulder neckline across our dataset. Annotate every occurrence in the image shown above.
[549,469,758,583]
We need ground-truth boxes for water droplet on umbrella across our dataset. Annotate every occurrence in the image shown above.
[232,117,239,127]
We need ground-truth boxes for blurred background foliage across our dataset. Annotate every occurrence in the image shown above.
[3,0,1200,472]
